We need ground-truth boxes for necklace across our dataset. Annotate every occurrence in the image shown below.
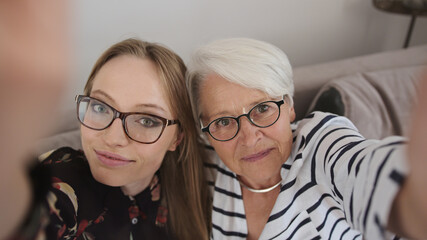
[239,179,282,193]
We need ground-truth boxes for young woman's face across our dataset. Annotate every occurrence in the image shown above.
[81,55,181,194]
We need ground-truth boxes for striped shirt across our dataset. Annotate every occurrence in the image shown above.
[206,112,408,240]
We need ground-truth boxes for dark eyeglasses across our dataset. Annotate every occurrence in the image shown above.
[201,98,285,141]
[75,95,179,144]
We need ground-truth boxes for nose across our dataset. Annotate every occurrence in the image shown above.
[103,118,129,147]
[237,116,261,147]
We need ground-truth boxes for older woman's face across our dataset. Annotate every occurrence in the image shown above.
[199,74,295,188]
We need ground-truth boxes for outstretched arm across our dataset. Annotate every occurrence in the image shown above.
[0,0,69,238]
[389,68,427,239]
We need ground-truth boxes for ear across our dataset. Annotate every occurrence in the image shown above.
[168,131,184,151]
[284,95,296,123]
[289,106,296,123]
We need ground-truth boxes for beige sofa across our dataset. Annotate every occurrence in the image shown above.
[34,44,427,155]
[293,44,427,139]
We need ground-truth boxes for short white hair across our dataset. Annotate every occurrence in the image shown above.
[186,38,294,120]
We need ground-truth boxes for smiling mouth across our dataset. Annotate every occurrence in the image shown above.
[95,150,135,167]
[241,148,274,162]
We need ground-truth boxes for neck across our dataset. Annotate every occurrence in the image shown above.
[121,175,153,197]
[237,174,282,194]
[239,178,282,193]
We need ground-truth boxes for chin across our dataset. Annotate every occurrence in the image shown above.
[91,169,125,187]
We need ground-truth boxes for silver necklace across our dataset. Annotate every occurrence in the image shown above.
[239,179,282,193]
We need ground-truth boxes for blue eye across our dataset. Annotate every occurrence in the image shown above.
[138,117,161,128]
[91,103,109,114]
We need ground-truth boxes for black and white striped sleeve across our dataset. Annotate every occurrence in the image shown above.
[299,112,408,239]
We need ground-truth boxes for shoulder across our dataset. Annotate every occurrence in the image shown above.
[40,148,107,238]
[38,146,85,164]
[38,147,89,176]
[292,111,357,134]
[291,112,360,145]
[39,146,90,189]
[38,147,95,196]
[203,144,238,196]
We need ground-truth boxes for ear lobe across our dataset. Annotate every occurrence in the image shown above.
[168,131,184,151]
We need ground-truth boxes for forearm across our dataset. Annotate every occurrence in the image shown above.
[391,69,427,239]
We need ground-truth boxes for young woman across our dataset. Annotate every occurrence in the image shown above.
[34,38,210,239]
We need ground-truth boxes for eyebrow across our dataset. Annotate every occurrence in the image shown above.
[206,96,271,121]
[90,90,116,105]
[90,89,168,114]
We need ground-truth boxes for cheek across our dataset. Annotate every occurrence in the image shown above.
[271,122,293,156]
[136,132,176,159]
[160,127,181,151]
[133,144,166,171]
[80,127,99,148]
[80,127,89,142]
[210,140,236,165]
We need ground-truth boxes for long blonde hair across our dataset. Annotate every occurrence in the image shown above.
[84,38,211,239]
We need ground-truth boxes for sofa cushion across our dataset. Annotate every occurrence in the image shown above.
[307,65,425,139]
[293,44,427,120]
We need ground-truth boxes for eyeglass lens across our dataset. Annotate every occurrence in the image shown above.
[77,97,167,143]
[207,101,281,141]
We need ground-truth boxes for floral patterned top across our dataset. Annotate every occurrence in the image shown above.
[12,147,174,240]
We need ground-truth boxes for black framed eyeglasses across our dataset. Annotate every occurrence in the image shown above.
[201,98,285,141]
[75,95,179,144]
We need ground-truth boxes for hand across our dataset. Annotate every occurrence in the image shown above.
[0,0,69,238]
[390,68,427,239]
[407,68,427,236]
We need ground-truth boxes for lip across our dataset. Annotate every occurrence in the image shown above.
[241,148,274,162]
[95,150,134,167]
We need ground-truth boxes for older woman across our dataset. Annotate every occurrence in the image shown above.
[187,38,427,239]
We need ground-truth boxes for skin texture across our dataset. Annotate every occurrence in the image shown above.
[81,55,182,196]
[0,0,69,238]
[199,74,295,239]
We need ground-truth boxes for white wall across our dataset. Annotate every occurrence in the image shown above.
[64,0,427,110]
